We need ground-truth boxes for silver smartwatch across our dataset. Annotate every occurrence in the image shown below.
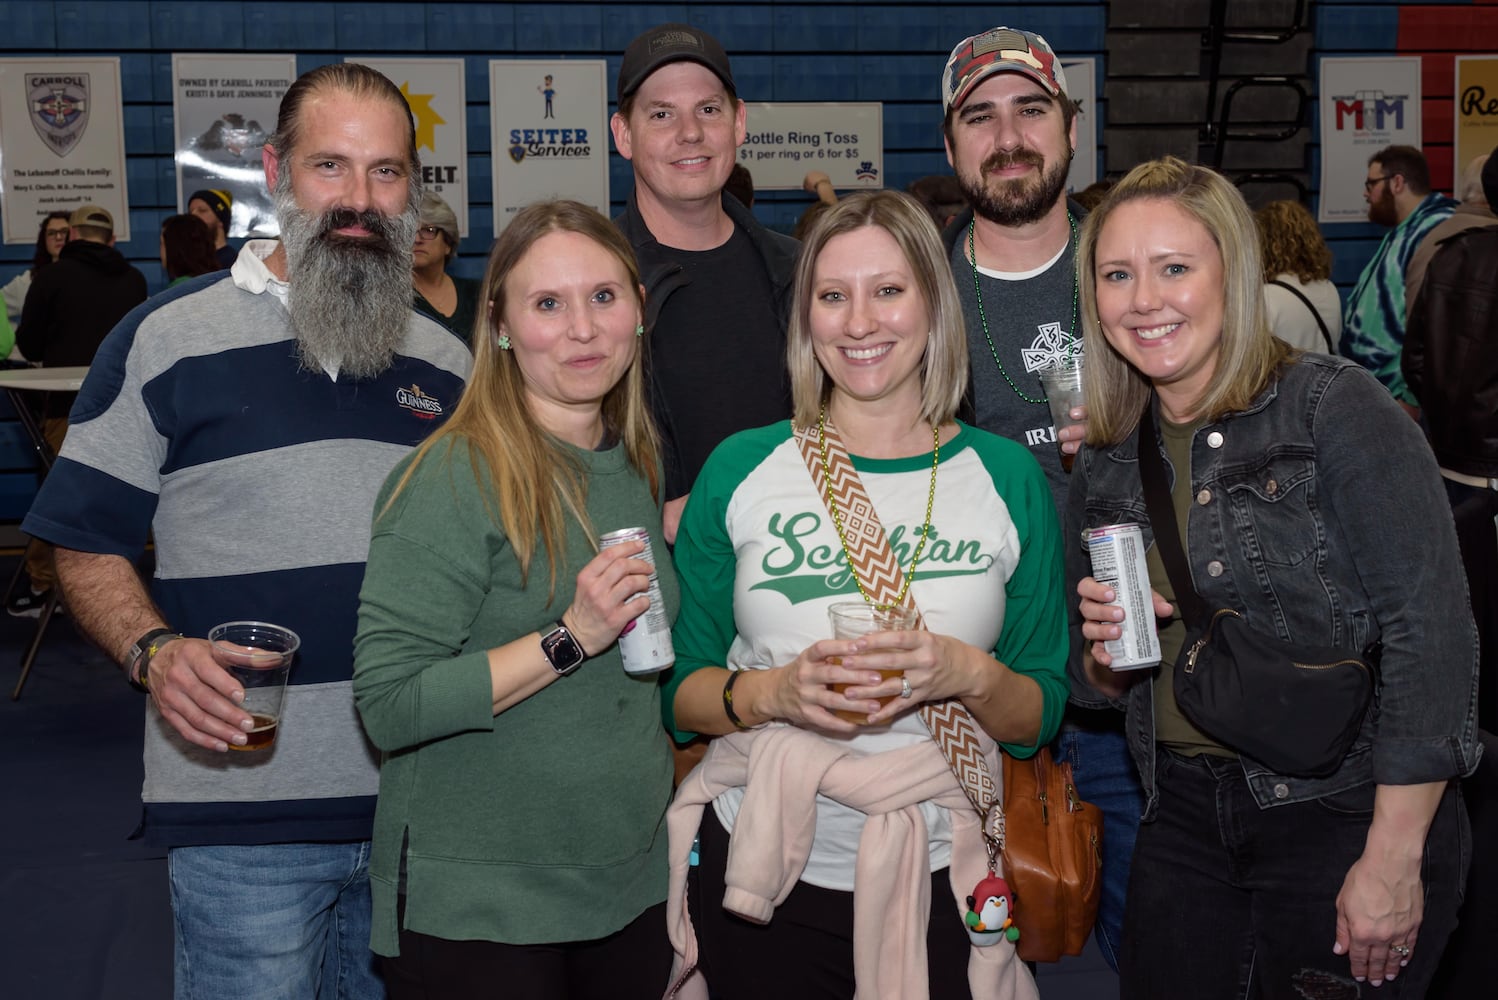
[540,620,585,676]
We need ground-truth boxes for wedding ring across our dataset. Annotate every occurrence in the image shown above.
[900,675,913,699]
[1391,945,1411,958]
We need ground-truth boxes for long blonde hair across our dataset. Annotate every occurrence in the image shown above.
[1078,157,1293,444]
[383,200,660,597]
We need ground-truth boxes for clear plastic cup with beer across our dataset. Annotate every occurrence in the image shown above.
[209,621,300,751]
[826,602,918,724]
[1038,359,1086,472]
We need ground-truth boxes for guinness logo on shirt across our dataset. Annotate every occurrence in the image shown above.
[396,384,444,419]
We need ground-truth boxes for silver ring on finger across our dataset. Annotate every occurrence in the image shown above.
[900,674,913,699]
[1391,945,1411,958]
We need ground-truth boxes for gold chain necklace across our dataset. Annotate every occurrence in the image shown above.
[817,402,940,610]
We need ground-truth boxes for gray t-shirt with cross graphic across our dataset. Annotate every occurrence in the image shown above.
[951,235,1082,514]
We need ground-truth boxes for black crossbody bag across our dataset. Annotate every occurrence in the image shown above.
[1137,400,1379,779]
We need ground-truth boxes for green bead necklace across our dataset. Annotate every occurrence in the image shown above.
[968,211,1080,405]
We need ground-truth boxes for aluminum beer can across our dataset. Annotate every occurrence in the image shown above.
[598,527,675,675]
[1084,522,1161,671]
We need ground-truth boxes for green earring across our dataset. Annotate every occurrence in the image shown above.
[635,324,644,337]
[497,333,512,350]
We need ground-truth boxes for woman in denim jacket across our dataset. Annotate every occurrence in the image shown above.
[1068,158,1478,998]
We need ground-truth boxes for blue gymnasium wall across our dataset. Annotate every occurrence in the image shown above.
[0,0,1105,521]
[0,0,1109,292]
[0,1,1492,519]
[7,1,1488,297]
[0,0,1107,521]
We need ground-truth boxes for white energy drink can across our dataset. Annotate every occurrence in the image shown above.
[599,527,674,675]
[1084,523,1161,671]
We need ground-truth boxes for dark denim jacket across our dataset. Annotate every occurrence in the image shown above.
[1064,353,1480,818]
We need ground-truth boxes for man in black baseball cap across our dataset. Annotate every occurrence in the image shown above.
[616,22,736,104]
[609,23,796,546]
[14,201,146,615]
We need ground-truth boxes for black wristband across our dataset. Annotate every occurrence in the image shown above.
[722,669,756,731]
[127,627,181,693]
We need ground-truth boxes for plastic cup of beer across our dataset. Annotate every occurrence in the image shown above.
[826,602,918,723]
[208,621,300,752]
[1038,359,1086,472]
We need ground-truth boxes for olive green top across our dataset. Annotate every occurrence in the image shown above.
[1150,415,1235,758]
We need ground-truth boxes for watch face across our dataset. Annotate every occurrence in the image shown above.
[542,625,584,674]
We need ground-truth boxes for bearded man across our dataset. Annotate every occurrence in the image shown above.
[938,26,1141,974]
[939,26,1086,508]
[21,63,471,1000]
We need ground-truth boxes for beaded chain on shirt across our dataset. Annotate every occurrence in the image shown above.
[817,403,939,610]
[968,211,1080,404]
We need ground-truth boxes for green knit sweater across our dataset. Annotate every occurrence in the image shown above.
[354,436,678,954]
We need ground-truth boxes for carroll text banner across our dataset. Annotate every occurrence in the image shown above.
[490,60,608,232]
[348,58,468,237]
[1455,56,1498,193]
[1063,58,1098,194]
[172,53,295,238]
[1318,57,1423,223]
[738,103,883,190]
[0,58,129,244]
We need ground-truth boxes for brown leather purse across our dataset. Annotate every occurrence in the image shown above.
[1000,747,1104,963]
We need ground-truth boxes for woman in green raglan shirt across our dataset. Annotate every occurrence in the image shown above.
[353,200,677,998]
[661,191,1068,999]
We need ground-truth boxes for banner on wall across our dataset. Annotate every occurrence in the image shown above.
[1063,58,1098,194]
[349,57,468,236]
[1455,55,1498,193]
[489,60,609,233]
[737,104,883,190]
[1317,57,1423,223]
[0,58,130,244]
[172,53,296,238]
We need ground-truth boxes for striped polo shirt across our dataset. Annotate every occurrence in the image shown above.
[22,243,472,847]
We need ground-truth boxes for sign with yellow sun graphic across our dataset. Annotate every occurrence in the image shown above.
[348,58,470,238]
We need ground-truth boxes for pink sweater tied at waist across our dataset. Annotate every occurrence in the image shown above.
[663,724,1038,1000]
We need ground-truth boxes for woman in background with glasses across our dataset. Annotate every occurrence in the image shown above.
[3,211,73,349]
[411,191,481,347]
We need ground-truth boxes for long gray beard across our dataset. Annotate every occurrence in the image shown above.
[273,177,420,380]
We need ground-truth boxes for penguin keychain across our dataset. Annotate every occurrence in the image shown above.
[963,803,1018,947]
[965,875,1019,946]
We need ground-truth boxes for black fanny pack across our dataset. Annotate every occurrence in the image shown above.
[1175,609,1379,777]
[1138,400,1379,779]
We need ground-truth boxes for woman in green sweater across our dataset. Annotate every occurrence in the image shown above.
[353,200,678,998]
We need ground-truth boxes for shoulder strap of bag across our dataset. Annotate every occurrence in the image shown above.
[1135,400,1209,628]
[792,422,1006,855]
[1268,278,1335,353]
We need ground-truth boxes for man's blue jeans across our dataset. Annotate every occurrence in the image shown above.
[1056,717,1142,972]
[167,841,383,1000]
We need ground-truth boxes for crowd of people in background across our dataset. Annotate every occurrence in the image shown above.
[2,17,1492,1000]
